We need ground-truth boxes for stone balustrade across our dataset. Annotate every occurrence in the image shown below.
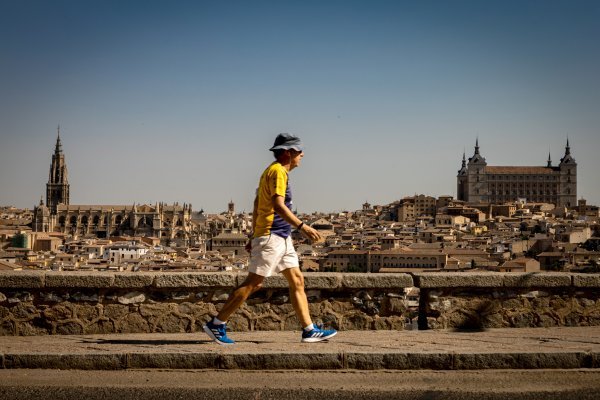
[414,272,600,330]
[0,271,599,335]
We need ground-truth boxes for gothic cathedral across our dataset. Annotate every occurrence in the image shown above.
[33,129,192,245]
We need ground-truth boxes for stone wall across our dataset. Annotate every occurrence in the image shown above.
[1,271,599,336]
[0,272,413,336]
[414,272,600,330]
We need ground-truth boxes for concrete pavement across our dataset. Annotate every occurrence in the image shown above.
[2,326,600,370]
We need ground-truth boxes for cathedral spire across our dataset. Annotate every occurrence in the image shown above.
[55,125,63,154]
[565,137,571,156]
[461,151,466,168]
[474,138,480,155]
[47,128,70,214]
[547,150,552,167]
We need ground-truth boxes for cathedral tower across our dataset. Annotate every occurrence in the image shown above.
[558,138,577,207]
[46,126,70,214]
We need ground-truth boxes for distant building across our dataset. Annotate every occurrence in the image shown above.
[396,195,437,222]
[103,242,149,265]
[457,139,577,207]
[46,126,70,214]
[33,131,192,244]
[210,232,248,257]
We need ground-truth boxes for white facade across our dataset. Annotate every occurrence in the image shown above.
[103,243,149,264]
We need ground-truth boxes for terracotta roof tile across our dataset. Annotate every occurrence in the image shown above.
[486,166,557,174]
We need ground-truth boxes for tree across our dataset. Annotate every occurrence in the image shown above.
[580,259,600,273]
[546,260,564,272]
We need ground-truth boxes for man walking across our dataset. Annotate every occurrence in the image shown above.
[203,133,337,345]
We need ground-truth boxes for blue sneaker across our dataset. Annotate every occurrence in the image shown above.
[301,324,337,343]
[203,318,235,345]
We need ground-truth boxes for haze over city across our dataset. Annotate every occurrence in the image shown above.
[1,0,599,213]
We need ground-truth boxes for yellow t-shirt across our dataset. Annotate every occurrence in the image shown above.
[253,162,292,238]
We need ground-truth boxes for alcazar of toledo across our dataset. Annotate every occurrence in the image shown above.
[457,139,577,208]
[33,129,192,243]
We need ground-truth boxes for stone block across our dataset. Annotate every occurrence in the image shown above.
[16,321,49,336]
[139,303,172,317]
[127,353,220,369]
[261,275,289,288]
[414,272,505,288]
[342,273,413,289]
[4,353,123,370]
[116,313,150,333]
[103,304,129,320]
[340,313,373,330]
[113,273,155,288]
[373,316,406,330]
[0,319,15,335]
[254,315,283,330]
[236,273,289,288]
[11,303,39,320]
[45,272,114,288]
[0,271,44,289]
[220,353,343,370]
[503,273,571,288]
[345,352,454,370]
[56,321,84,335]
[43,304,75,321]
[154,313,191,333]
[75,304,102,321]
[573,273,600,288]
[154,272,236,288]
[83,319,115,334]
[303,273,343,289]
[117,292,146,305]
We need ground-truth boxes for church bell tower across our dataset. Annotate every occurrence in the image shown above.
[46,126,70,214]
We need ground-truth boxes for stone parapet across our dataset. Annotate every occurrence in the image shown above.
[0,271,599,336]
[0,271,414,336]
[414,272,600,330]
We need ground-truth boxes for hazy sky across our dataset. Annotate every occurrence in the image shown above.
[1,0,599,213]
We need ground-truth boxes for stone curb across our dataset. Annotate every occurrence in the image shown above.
[113,273,155,288]
[342,273,413,289]
[154,272,237,288]
[412,272,580,289]
[573,274,600,288]
[235,273,346,289]
[502,273,572,288]
[3,353,124,370]
[0,272,45,289]
[45,272,115,288]
[1,350,598,371]
[1,272,598,290]
[413,272,505,288]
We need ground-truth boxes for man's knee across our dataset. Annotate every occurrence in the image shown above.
[286,269,305,291]
[242,273,264,291]
[250,281,263,293]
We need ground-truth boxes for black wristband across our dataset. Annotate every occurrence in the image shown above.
[297,222,304,230]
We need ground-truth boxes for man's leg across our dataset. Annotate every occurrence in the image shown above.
[282,267,337,342]
[203,272,264,345]
[217,272,264,322]
[281,267,311,327]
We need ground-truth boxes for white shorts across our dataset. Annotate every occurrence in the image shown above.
[248,234,299,277]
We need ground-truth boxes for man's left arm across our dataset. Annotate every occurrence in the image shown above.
[245,195,259,253]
